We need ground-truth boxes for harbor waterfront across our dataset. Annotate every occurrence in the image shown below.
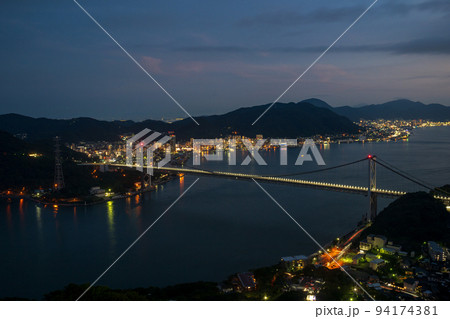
[1,126,450,299]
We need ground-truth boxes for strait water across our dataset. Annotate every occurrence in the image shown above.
[1,126,450,299]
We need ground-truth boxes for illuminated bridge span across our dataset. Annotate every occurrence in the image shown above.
[127,166,406,196]
[82,156,450,221]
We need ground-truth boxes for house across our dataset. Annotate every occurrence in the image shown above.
[352,253,366,265]
[403,278,419,292]
[237,272,256,291]
[367,235,387,249]
[368,275,379,283]
[428,241,447,262]
[369,258,386,271]
[414,267,428,278]
[90,186,106,197]
[401,259,412,270]
[281,255,307,271]
[359,241,372,251]
[288,283,303,291]
[217,283,233,294]
[366,253,378,261]
[368,282,382,290]
[381,247,397,255]
[384,242,402,253]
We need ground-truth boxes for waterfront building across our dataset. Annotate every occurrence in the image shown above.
[90,186,106,197]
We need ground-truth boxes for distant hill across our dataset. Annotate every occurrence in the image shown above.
[300,98,334,110]
[3,98,448,142]
[170,101,359,139]
[0,101,359,142]
[333,99,450,121]
[359,192,450,252]
[0,114,171,142]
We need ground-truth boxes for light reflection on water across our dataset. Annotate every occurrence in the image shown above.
[107,201,116,257]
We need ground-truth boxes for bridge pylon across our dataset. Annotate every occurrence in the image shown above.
[367,155,377,222]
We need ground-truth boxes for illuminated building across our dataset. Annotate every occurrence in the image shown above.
[281,255,307,271]
[366,234,387,249]
[90,186,106,197]
[428,241,447,262]
[359,241,372,251]
[237,272,256,291]
[369,258,385,271]
[403,278,419,292]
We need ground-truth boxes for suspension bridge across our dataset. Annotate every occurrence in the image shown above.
[81,155,450,222]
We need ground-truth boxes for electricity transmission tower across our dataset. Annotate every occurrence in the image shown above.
[54,136,65,191]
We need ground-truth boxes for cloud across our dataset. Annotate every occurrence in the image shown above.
[176,45,251,53]
[138,54,349,86]
[308,64,349,83]
[141,56,164,74]
[238,6,365,27]
[366,0,450,16]
[410,0,450,13]
[270,36,450,55]
[238,1,450,28]
[390,38,450,55]
[174,36,450,56]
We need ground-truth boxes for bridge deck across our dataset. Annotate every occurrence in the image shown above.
[80,163,450,202]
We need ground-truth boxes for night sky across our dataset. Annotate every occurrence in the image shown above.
[1,0,449,120]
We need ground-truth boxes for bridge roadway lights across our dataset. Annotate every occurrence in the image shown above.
[83,162,446,206]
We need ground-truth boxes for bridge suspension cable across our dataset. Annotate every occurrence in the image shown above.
[375,160,434,191]
[376,157,435,189]
[376,156,450,196]
[181,157,369,178]
[173,155,450,197]
[264,157,368,177]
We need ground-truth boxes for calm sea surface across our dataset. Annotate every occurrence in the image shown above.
[1,126,450,299]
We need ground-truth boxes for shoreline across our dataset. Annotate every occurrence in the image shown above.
[0,174,177,208]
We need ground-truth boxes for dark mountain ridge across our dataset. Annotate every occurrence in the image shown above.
[0,101,359,142]
[2,98,448,142]
[301,98,450,121]
[333,99,450,121]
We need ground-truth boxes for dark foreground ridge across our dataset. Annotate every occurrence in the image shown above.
[360,191,450,251]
